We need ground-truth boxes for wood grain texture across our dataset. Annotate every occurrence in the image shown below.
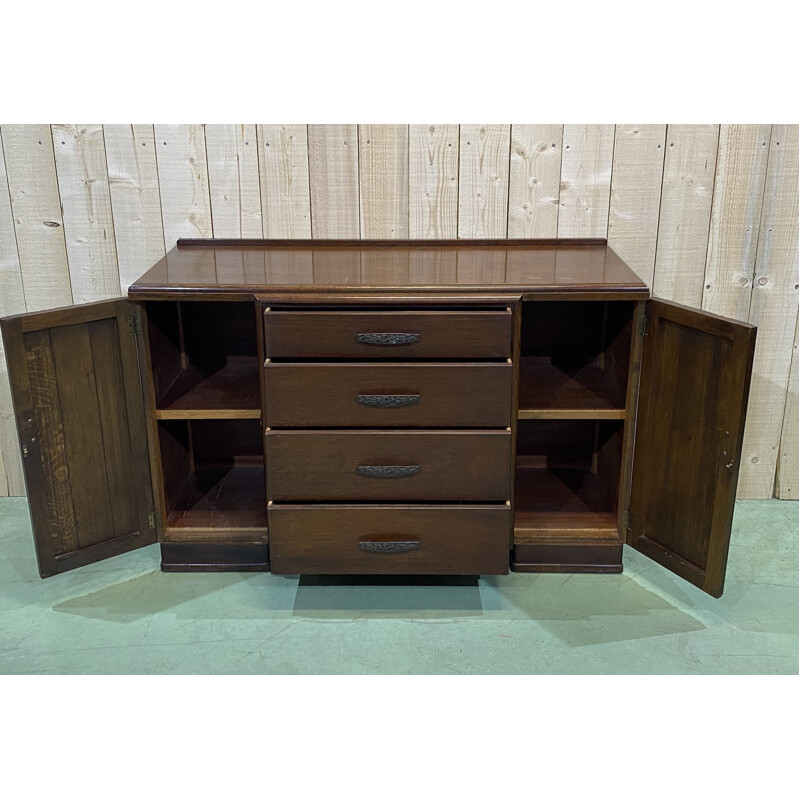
[652,125,720,306]
[50,322,116,547]
[308,125,360,238]
[2,301,157,574]
[359,125,409,239]
[269,505,511,575]
[205,124,262,237]
[257,125,312,238]
[0,130,26,495]
[104,125,165,292]
[776,316,798,499]
[739,125,799,498]
[265,430,511,502]
[558,125,615,237]
[23,329,79,555]
[629,299,756,597]
[1,122,798,500]
[52,124,121,303]
[0,132,26,316]
[1,125,72,311]
[263,307,513,359]
[607,125,666,283]
[458,125,511,238]
[264,362,513,428]
[702,124,771,321]
[409,124,459,238]
[154,124,213,246]
[508,125,562,238]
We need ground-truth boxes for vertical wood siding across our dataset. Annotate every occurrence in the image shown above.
[0,123,797,499]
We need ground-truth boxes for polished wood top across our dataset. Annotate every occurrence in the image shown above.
[129,239,649,300]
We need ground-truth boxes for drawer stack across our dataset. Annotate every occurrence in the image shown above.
[262,302,516,575]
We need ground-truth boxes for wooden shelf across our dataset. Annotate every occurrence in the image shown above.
[514,466,618,543]
[517,361,626,420]
[165,463,267,539]
[156,357,260,420]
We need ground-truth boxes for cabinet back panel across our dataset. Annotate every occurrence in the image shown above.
[521,301,605,362]
[191,419,264,467]
[181,301,257,367]
[516,419,623,503]
[516,420,595,469]
[520,300,634,369]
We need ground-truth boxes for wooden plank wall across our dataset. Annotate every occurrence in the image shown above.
[0,124,797,499]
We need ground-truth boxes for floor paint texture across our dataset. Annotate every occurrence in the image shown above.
[0,498,796,674]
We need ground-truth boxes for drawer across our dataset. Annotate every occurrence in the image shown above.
[264,363,513,428]
[264,308,513,359]
[268,506,511,574]
[265,430,511,501]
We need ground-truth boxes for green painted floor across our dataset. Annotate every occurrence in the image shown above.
[0,498,796,674]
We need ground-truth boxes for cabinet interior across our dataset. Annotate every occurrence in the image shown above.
[514,301,634,546]
[146,301,266,542]
[518,300,633,420]
[146,301,260,419]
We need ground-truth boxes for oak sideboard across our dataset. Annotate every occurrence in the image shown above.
[1,238,756,597]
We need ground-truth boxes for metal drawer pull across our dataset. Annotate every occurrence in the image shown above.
[357,394,420,408]
[358,540,420,554]
[356,333,420,346]
[357,465,420,478]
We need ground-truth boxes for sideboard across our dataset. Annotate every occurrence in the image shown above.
[0,238,756,597]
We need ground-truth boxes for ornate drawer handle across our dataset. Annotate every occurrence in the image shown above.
[357,394,420,408]
[356,333,420,346]
[358,540,420,554]
[357,465,420,478]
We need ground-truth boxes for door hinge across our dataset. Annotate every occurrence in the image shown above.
[638,314,648,336]
[148,511,157,530]
[128,313,143,337]
[623,510,632,530]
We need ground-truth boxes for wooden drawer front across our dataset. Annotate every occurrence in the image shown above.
[264,363,512,428]
[268,506,511,574]
[264,309,512,359]
[266,430,511,502]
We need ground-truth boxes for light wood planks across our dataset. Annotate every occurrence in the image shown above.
[257,125,312,238]
[607,125,666,283]
[508,125,562,238]
[409,124,459,239]
[308,125,360,238]
[776,317,798,499]
[104,125,165,292]
[154,124,213,247]
[52,124,121,303]
[739,125,799,498]
[702,124,771,321]
[458,125,510,238]
[205,124,262,238]
[0,122,798,499]
[0,130,26,495]
[359,125,409,239]
[651,125,720,306]
[1,125,72,311]
[557,125,615,237]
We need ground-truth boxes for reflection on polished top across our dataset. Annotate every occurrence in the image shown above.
[129,238,650,300]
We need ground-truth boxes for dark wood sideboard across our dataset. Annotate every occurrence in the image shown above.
[1,239,756,597]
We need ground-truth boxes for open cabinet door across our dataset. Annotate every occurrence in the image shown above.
[627,299,756,597]
[1,299,157,578]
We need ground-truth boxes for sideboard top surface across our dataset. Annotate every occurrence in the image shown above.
[129,238,650,301]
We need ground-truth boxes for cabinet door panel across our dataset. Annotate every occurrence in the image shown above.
[628,299,755,597]
[1,300,156,577]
